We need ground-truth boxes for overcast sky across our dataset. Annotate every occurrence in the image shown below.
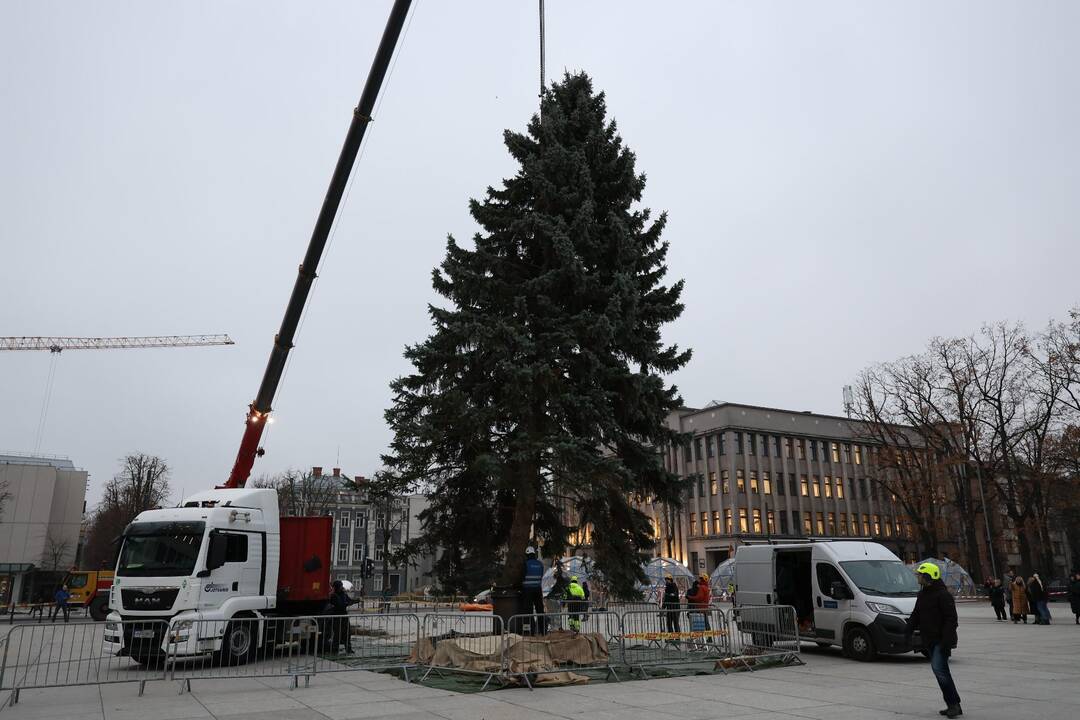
[2,1,1077,507]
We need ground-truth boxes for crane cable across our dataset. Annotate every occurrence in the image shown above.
[263,0,422,449]
[33,350,61,453]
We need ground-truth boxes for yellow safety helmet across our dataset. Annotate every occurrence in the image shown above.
[915,562,941,581]
[570,575,579,582]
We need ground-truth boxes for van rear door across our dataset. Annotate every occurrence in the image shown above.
[734,547,775,605]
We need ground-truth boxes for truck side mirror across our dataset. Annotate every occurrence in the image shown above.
[830,581,853,600]
[205,532,227,572]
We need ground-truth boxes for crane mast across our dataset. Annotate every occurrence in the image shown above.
[225,0,413,488]
[0,335,234,352]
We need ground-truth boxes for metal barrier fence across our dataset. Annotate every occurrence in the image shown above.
[313,613,419,678]
[502,611,621,688]
[168,616,319,693]
[417,612,505,689]
[727,605,804,670]
[619,607,730,677]
[0,619,168,706]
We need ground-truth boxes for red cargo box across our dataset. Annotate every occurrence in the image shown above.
[278,516,332,608]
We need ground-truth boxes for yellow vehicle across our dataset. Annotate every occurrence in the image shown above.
[64,570,114,621]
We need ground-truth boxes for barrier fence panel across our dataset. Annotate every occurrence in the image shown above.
[727,605,804,669]
[0,619,168,705]
[416,611,504,689]
[313,613,419,679]
[502,611,621,689]
[619,608,730,677]
[168,616,319,692]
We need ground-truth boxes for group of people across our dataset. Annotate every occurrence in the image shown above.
[659,572,712,635]
[521,547,590,633]
[986,572,1080,625]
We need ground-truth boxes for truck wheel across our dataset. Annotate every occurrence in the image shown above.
[89,597,109,622]
[843,626,876,662]
[217,620,257,666]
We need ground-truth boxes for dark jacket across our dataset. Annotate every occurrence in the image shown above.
[662,580,681,609]
[1027,577,1046,604]
[1069,578,1080,615]
[523,558,544,589]
[906,579,958,649]
[989,585,1006,606]
[328,589,355,614]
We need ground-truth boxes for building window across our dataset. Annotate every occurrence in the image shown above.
[701,512,709,536]
[761,435,769,457]
[724,509,733,534]
[883,516,893,537]
[354,544,364,561]
[694,437,703,462]
[816,512,825,535]
[722,470,730,494]
[707,435,715,458]
[698,477,705,497]
[713,511,722,534]
[797,439,806,460]
[844,444,852,464]
[803,512,813,535]
[374,575,383,592]
[749,471,759,493]
[375,547,385,561]
[832,443,840,463]
[788,474,797,496]
[853,515,862,536]
[827,512,836,535]
[749,434,757,455]
[810,441,818,461]
[338,544,348,563]
[835,478,844,499]
[784,438,793,458]
[777,473,785,495]
[684,443,692,462]
[859,478,868,499]
[709,471,718,495]
[773,436,782,457]
[736,432,744,454]
[377,512,386,529]
[767,510,775,534]
[792,511,801,535]
[862,514,871,536]
[855,446,862,465]
[873,514,881,535]
[824,477,832,498]
[736,469,745,493]
[800,475,809,496]
[812,475,821,498]
[763,472,772,495]
[752,508,762,534]
[355,513,366,528]
[739,508,749,533]
[719,432,726,455]
[689,513,698,536]
[780,512,789,534]
[839,513,848,536]
[339,512,350,527]
[690,551,699,571]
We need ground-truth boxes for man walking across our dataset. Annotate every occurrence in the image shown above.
[906,562,961,718]
[50,584,71,623]
[989,578,1007,621]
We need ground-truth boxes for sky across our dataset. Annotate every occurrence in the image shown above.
[2,1,1078,507]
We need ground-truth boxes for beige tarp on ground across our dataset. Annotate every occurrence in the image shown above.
[410,629,609,679]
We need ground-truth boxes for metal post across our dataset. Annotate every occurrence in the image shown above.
[973,461,999,580]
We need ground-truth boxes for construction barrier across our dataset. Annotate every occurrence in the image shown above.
[727,605,804,670]
[619,607,730,677]
[313,613,419,677]
[415,612,505,689]
[0,619,168,706]
[168,616,319,693]
[501,611,622,688]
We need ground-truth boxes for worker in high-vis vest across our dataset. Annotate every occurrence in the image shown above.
[522,547,546,635]
[565,575,587,631]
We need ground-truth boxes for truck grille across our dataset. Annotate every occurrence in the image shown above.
[121,587,179,612]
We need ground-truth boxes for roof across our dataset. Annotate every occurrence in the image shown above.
[0,452,77,470]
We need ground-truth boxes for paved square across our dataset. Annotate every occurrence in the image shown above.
[1,603,1077,719]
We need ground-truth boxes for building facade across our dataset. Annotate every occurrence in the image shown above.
[641,403,922,576]
[0,452,88,605]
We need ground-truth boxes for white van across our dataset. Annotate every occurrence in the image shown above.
[734,540,921,661]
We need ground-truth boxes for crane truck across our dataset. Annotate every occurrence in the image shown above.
[103,0,413,665]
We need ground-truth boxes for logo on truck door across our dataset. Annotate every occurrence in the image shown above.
[203,583,230,593]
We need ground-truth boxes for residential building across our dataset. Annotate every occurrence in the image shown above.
[0,452,88,605]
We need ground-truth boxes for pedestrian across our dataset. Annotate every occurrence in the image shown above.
[1027,574,1050,625]
[661,573,681,637]
[327,579,359,652]
[564,575,587,631]
[1010,575,1029,623]
[50,585,71,623]
[905,562,961,718]
[1068,571,1080,625]
[989,578,1007,621]
[727,581,736,607]
[545,564,568,615]
[522,546,546,635]
[685,572,712,639]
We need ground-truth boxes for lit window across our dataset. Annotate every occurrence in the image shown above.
[700,512,709,535]
[722,470,730,494]
[832,443,840,463]
[797,439,806,460]
[827,512,836,535]
[844,444,852,463]
[800,475,809,496]
[839,513,848,536]
[752,508,762,534]
[713,511,722,534]
[854,446,862,465]
[749,471,759,493]
[709,471,718,495]
[736,470,745,493]
[836,478,845,499]
[724,509,733,534]
[763,472,772,495]
[812,476,821,498]
[739,508,749,533]
[862,515,871,536]
[767,510,775,534]
[785,438,793,458]
[873,515,881,535]
[824,477,832,498]
[690,513,698,536]
[816,512,825,535]
[803,512,813,535]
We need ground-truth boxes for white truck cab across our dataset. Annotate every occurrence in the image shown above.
[735,540,921,661]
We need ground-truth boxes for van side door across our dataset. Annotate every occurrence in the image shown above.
[734,550,775,606]
[813,562,852,641]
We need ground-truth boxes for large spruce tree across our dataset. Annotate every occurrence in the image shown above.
[384,73,691,598]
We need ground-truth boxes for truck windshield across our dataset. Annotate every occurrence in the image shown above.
[117,522,206,577]
[66,573,89,589]
[839,560,919,597]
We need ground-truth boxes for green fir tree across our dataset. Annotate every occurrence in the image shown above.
[384,72,691,598]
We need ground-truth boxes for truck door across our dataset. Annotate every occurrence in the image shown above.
[199,531,265,611]
[813,561,852,642]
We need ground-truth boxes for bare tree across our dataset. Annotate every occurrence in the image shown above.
[42,530,74,573]
[82,453,171,570]
[251,469,339,517]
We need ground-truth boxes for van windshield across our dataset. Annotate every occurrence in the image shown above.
[840,560,919,597]
[117,522,205,577]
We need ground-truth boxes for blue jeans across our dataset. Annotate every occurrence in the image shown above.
[1035,600,1050,622]
[930,642,961,707]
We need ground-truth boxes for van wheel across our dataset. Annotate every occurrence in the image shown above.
[88,597,110,622]
[217,620,257,666]
[844,626,876,662]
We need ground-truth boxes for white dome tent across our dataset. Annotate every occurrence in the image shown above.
[709,558,736,598]
[639,557,695,604]
[909,557,977,596]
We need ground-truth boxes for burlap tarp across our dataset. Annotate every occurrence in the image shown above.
[410,629,608,680]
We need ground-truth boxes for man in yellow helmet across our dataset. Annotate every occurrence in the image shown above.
[906,562,961,718]
[565,575,587,632]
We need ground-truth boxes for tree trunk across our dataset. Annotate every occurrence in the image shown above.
[498,461,539,587]
[1015,521,1034,576]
